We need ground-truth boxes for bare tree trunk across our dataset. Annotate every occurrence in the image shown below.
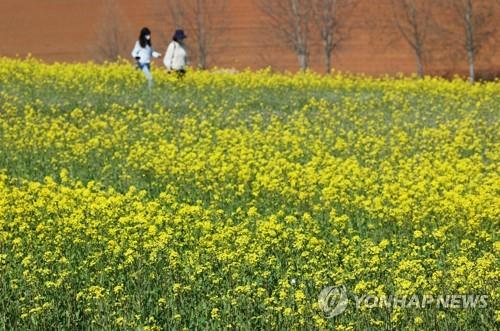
[198,39,208,69]
[414,35,425,77]
[415,49,424,77]
[257,0,313,71]
[324,49,332,73]
[439,0,498,83]
[386,0,438,78]
[467,49,475,82]
[465,0,475,82]
[298,53,308,70]
[312,0,358,74]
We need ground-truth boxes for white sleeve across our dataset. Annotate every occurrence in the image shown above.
[131,41,141,58]
[163,43,174,69]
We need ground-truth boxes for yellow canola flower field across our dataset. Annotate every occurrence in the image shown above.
[0,58,498,330]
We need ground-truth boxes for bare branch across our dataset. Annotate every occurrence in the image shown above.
[438,0,499,82]
[256,0,314,70]
[388,0,439,77]
[312,0,359,73]
[156,0,228,69]
[91,0,131,63]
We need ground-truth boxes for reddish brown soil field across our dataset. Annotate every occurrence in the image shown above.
[1,0,498,77]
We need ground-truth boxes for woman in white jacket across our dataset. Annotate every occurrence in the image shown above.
[163,29,188,78]
[131,27,161,87]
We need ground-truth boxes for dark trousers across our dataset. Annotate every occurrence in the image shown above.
[169,69,186,79]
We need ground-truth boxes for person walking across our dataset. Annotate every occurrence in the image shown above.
[163,29,188,78]
[131,27,161,88]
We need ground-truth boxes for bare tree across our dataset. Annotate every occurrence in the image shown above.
[92,0,130,62]
[312,0,359,73]
[439,0,499,82]
[257,0,314,70]
[156,0,228,69]
[388,0,439,78]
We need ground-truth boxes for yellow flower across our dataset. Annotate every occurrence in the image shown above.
[211,308,220,319]
[294,290,306,303]
[0,58,497,330]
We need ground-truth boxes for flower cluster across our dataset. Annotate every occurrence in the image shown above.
[0,58,498,329]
